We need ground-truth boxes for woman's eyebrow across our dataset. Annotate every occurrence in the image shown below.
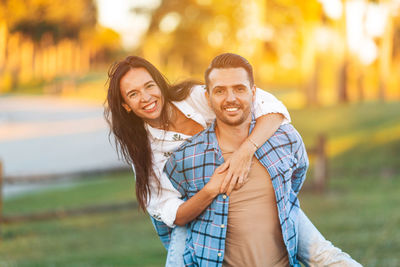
[126,80,154,95]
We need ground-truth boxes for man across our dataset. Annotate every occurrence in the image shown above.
[163,53,304,266]
[163,53,361,266]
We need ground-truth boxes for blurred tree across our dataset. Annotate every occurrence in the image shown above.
[265,0,323,105]
[140,0,325,104]
[336,0,349,104]
[85,26,121,64]
[0,0,122,92]
[138,0,246,80]
[5,0,97,42]
[378,0,394,101]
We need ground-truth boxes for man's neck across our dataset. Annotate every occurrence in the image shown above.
[215,118,251,152]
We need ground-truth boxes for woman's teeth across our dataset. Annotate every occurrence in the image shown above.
[143,102,156,110]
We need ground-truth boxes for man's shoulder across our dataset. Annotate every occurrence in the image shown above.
[276,123,297,136]
[266,123,304,149]
[164,126,213,175]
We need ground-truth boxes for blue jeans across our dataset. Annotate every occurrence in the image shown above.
[165,210,361,267]
[165,225,187,267]
[297,209,362,266]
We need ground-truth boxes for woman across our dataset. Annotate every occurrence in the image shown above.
[104,56,359,266]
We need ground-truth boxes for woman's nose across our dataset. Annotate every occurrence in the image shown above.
[141,91,151,102]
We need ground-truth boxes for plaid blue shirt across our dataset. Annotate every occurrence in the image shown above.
[157,119,308,266]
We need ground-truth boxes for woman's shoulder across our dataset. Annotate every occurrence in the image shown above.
[174,128,208,154]
[188,84,206,96]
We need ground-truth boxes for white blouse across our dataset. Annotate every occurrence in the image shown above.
[138,85,291,227]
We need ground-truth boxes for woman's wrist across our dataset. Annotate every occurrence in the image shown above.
[245,137,258,154]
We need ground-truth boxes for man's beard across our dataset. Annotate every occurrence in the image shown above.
[211,102,251,126]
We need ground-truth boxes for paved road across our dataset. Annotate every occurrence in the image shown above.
[0,95,127,180]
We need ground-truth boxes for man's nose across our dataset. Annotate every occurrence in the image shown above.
[226,89,237,102]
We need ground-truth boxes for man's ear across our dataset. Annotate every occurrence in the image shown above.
[205,89,211,107]
[121,103,131,112]
[251,85,256,102]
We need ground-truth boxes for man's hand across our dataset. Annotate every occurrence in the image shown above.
[218,139,256,195]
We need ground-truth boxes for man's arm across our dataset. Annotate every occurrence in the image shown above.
[292,130,309,194]
[164,153,227,227]
[174,165,227,226]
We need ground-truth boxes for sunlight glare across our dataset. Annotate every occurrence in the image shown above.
[159,12,181,33]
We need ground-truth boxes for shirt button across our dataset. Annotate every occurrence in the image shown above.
[218,253,222,257]
[187,114,191,117]
[222,194,227,199]
[221,224,225,228]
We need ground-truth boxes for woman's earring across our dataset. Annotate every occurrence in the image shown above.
[122,103,132,113]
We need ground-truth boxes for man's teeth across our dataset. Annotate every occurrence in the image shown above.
[144,102,156,110]
[225,107,239,112]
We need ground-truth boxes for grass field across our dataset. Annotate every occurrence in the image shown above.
[1,101,399,266]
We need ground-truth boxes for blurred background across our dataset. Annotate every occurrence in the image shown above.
[0,0,399,266]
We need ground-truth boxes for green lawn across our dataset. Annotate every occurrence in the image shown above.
[1,101,399,266]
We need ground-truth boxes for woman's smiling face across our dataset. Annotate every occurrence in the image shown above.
[120,67,165,126]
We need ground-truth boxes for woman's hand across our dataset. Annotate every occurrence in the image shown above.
[218,139,257,196]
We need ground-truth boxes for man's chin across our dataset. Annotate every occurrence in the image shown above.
[219,116,246,126]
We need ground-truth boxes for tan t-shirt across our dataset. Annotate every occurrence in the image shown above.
[222,153,289,267]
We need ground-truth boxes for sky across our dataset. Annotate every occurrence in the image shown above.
[96,0,160,49]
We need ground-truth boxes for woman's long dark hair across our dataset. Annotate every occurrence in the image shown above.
[104,56,196,211]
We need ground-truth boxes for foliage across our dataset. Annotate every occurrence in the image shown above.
[139,0,400,104]
[139,0,323,81]
[0,0,121,92]
[3,0,97,42]
[139,0,248,78]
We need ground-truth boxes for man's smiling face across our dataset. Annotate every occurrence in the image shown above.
[206,67,255,126]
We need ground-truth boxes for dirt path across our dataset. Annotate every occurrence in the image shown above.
[0,95,125,179]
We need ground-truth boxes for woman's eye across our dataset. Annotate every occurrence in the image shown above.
[130,92,138,97]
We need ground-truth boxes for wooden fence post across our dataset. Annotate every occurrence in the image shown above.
[314,134,328,193]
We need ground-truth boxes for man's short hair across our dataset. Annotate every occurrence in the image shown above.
[204,53,255,90]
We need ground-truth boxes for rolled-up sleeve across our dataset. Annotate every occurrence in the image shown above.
[254,88,291,124]
[146,172,184,228]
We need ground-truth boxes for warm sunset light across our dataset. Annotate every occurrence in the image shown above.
[0,1,399,266]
